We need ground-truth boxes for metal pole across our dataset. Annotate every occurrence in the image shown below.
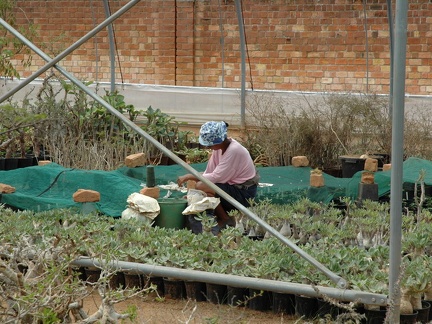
[0,3,346,288]
[234,0,246,128]
[0,0,141,104]
[73,257,387,306]
[387,0,394,117]
[103,0,116,92]
[389,0,409,323]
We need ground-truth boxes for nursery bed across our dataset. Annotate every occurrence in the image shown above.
[1,157,431,217]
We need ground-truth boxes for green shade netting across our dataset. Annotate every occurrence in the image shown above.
[1,157,429,217]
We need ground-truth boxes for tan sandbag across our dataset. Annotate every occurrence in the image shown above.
[38,160,52,166]
[0,183,16,194]
[361,171,375,184]
[364,158,378,172]
[125,153,147,168]
[291,156,309,167]
[73,189,100,202]
[383,163,391,171]
[310,173,324,187]
[139,187,160,199]
[187,180,196,190]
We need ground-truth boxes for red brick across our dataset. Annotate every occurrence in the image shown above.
[11,0,432,94]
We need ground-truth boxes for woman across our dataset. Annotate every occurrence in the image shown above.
[177,121,259,233]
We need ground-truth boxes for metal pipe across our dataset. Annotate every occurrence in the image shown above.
[0,0,141,104]
[386,0,394,117]
[234,0,246,128]
[103,0,116,92]
[389,0,409,322]
[0,1,346,289]
[73,257,387,306]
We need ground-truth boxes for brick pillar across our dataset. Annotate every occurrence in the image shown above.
[175,0,195,86]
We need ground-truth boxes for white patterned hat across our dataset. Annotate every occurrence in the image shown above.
[198,121,227,146]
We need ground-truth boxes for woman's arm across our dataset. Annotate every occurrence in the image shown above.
[177,173,199,187]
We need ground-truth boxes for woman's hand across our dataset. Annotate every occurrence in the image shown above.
[177,175,189,187]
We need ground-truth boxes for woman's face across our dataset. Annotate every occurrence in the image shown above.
[208,143,222,150]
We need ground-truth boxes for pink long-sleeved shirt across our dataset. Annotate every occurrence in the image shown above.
[202,139,256,185]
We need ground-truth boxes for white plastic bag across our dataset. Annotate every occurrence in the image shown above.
[182,197,220,215]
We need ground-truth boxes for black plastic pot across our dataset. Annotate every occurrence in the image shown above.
[17,157,34,168]
[323,167,343,178]
[317,298,347,320]
[143,276,165,297]
[364,307,387,324]
[124,272,144,289]
[108,272,125,289]
[339,154,389,178]
[399,310,418,324]
[205,282,227,304]
[423,299,432,322]
[414,300,430,324]
[272,292,295,315]
[4,158,19,171]
[184,280,207,302]
[247,289,272,311]
[163,278,186,299]
[227,286,249,306]
[72,266,87,281]
[84,267,101,284]
[295,295,318,319]
[339,156,366,178]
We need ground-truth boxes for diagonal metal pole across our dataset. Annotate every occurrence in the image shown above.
[0,3,347,289]
[0,0,141,104]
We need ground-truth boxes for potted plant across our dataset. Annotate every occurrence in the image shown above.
[0,102,46,168]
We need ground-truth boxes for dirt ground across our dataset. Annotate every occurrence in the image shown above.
[83,290,302,324]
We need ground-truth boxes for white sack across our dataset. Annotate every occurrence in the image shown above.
[126,192,160,219]
[182,197,220,215]
[158,181,188,193]
[121,207,153,223]
[186,189,207,205]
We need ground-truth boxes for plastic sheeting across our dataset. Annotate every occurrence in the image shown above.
[1,157,431,217]
[4,79,432,128]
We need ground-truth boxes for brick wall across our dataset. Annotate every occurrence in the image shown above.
[10,0,432,95]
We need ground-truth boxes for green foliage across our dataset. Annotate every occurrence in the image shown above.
[0,101,46,157]
[29,75,147,168]
[182,147,210,164]
[39,308,61,324]
[3,196,432,316]
[124,304,138,322]
[0,0,37,78]
[140,106,192,159]
[19,74,202,169]
[244,92,391,168]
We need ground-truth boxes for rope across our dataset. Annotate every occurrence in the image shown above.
[37,169,76,197]
[239,0,254,90]
[107,0,125,85]
[90,0,99,84]
[218,0,225,87]
[363,0,369,93]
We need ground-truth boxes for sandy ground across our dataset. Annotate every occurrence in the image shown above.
[83,290,302,324]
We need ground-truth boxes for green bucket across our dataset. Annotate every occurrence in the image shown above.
[154,198,188,229]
